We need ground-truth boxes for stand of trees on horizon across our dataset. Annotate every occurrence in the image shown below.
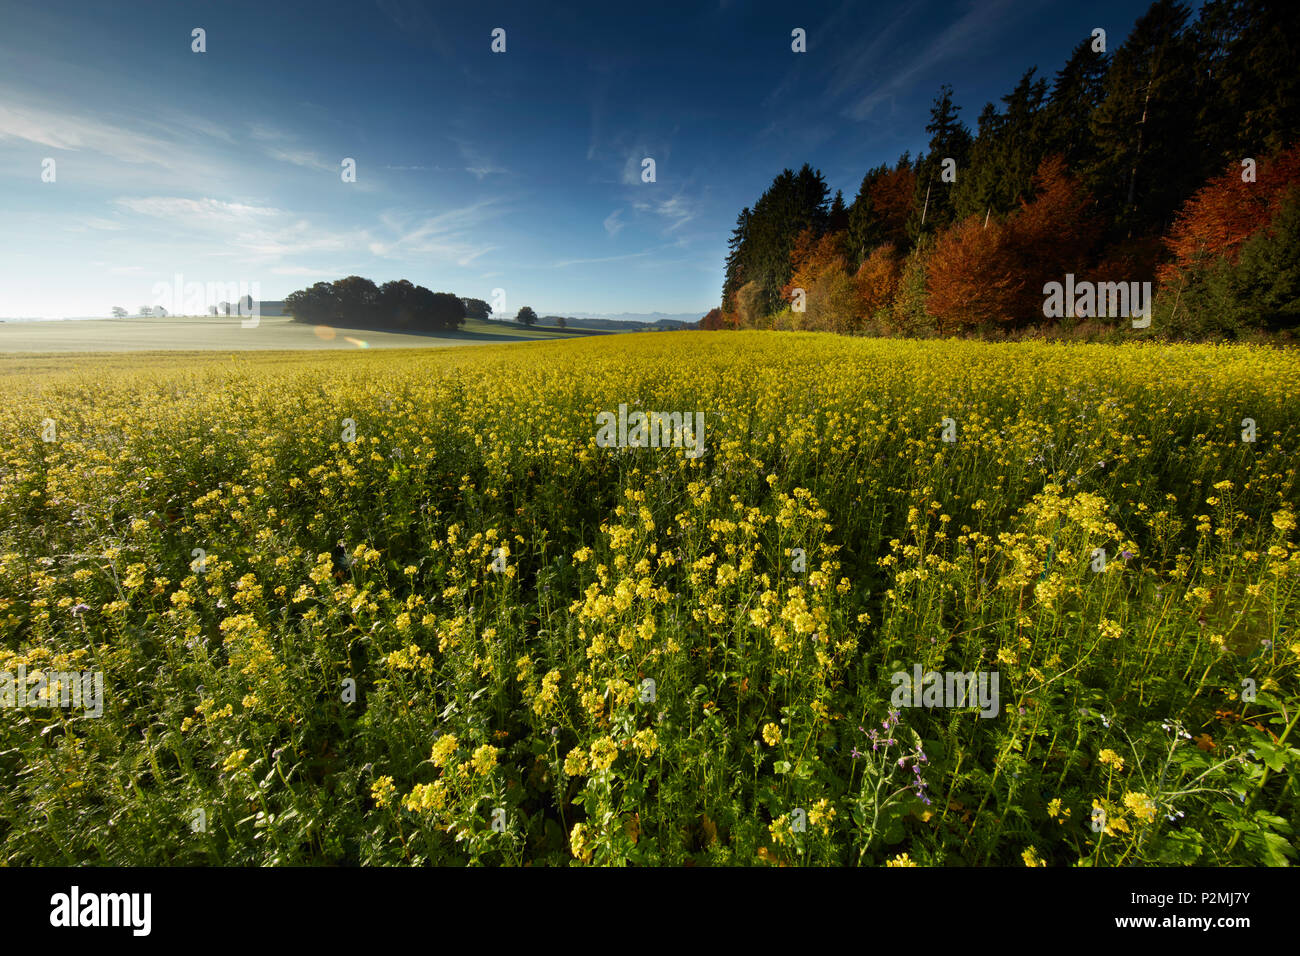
[112,295,279,319]
[284,277,482,332]
[713,0,1300,340]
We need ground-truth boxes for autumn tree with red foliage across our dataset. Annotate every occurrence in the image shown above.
[779,227,818,308]
[854,243,901,327]
[848,165,917,264]
[1158,144,1300,285]
[922,155,1104,332]
[699,308,726,330]
[872,168,917,241]
[781,230,848,303]
[1002,154,1101,321]
[925,216,1022,332]
[779,229,855,330]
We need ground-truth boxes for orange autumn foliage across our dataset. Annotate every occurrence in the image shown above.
[1002,155,1100,320]
[782,229,850,304]
[855,243,901,322]
[699,307,726,330]
[867,166,917,251]
[925,216,1022,331]
[926,155,1100,330]
[779,230,855,330]
[1158,143,1300,285]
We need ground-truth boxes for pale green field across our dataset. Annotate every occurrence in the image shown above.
[0,315,582,353]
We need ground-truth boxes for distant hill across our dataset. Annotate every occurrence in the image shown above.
[564,316,707,330]
[532,313,702,331]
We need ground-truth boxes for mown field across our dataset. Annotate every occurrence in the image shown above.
[0,331,1297,866]
[0,314,579,352]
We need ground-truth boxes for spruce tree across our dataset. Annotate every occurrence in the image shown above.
[907,84,973,242]
[1087,0,1197,237]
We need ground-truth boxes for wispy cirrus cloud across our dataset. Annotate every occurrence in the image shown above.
[619,134,677,186]
[270,265,331,276]
[552,250,652,268]
[454,245,497,266]
[632,190,696,232]
[465,162,507,180]
[584,128,674,187]
[448,136,509,180]
[366,199,503,265]
[247,123,285,142]
[0,98,174,166]
[114,196,284,226]
[842,0,1022,120]
[111,196,353,263]
[147,110,236,144]
[110,192,488,269]
[237,224,354,259]
[266,147,335,172]
[62,216,127,233]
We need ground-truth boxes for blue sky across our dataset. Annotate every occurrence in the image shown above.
[0,0,1162,319]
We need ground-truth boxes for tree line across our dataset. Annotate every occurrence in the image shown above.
[710,0,1299,340]
[283,277,491,331]
[283,277,555,332]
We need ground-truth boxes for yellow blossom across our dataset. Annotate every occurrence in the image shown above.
[431,734,458,768]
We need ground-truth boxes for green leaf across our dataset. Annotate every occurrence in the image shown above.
[1255,741,1287,772]
[1243,830,1296,867]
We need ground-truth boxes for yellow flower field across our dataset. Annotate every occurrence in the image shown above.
[0,331,1296,865]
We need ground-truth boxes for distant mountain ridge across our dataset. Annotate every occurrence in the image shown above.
[559,316,702,330]
[522,311,704,331]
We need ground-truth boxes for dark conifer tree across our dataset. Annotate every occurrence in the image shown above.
[1087,0,1197,237]
[907,84,973,241]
